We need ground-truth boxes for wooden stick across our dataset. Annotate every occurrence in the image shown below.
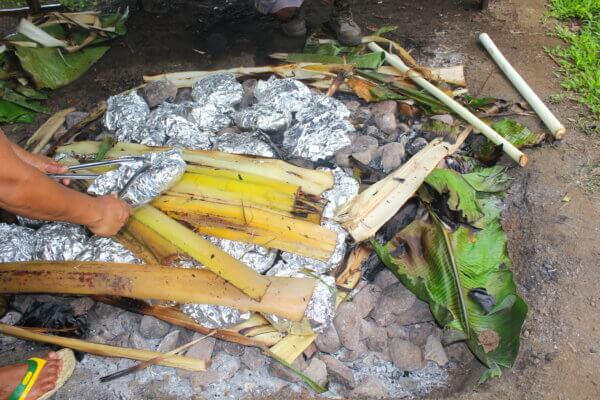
[479,33,566,139]
[25,107,75,154]
[0,261,315,321]
[0,324,206,371]
[100,331,216,382]
[368,42,527,167]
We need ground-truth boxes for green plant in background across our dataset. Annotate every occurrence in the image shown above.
[546,0,600,133]
[60,0,98,11]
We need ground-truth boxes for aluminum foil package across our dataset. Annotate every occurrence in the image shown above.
[0,223,37,262]
[283,111,353,161]
[254,77,313,113]
[76,236,142,264]
[104,91,150,142]
[207,236,277,274]
[180,303,252,329]
[321,167,360,218]
[234,104,292,133]
[265,260,336,334]
[88,150,186,207]
[183,102,234,134]
[295,94,351,123]
[212,132,275,158]
[191,73,243,109]
[16,215,48,228]
[34,223,89,261]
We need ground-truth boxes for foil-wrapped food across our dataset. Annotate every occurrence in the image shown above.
[234,104,292,133]
[104,91,150,143]
[76,236,142,264]
[0,223,37,263]
[321,167,360,218]
[34,223,89,261]
[212,132,275,158]
[254,77,313,113]
[191,73,243,109]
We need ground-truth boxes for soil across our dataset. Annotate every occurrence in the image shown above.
[1,0,600,399]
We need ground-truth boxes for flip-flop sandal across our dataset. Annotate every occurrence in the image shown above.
[8,349,76,400]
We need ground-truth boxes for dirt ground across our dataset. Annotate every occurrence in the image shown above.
[1,0,600,398]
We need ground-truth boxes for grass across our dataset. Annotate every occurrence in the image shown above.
[546,0,600,133]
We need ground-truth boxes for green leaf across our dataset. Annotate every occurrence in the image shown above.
[463,166,512,193]
[14,85,49,100]
[425,168,484,223]
[0,99,37,123]
[285,52,385,69]
[492,118,545,148]
[15,46,109,90]
[464,95,496,110]
[372,25,398,37]
[268,352,327,393]
[1,88,49,113]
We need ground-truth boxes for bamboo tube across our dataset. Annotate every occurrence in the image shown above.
[368,42,527,166]
[133,206,271,300]
[0,261,315,321]
[479,33,566,139]
[0,324,206,371]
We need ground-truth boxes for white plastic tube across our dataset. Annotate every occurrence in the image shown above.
[480,33,566,139]
[368,42,528,166]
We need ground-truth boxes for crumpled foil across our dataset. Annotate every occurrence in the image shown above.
[0,223,37,262]
[76,236,142,264]
[212,132,275,158]
[104,91,150,143]
[16,215,48,228]
[234,104,292,133]
[321,167,360,218]
[183,102,234,134]
[265,260,337,334]
[191,73,243,109]
[88,149,186,207]
[207,236,277,274]
[282,97,354,161]
[34,223,88,261]
[180,303,252,330]
[164,115,212,150]
[254,77,313,113]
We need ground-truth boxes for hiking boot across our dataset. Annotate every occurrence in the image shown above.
[280,7,307,38]
[330,0,362,46]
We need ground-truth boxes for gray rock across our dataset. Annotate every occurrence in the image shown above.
[395,299,434,326]
[370,283,417,327]
[408,322,438,346]
[113,332,130,348]
[157,330,180,353]
[389,338,425,371]
[190,370,220,389]
[211,351,241,380]
[175,88,193,103]
[353,284,382,318]
[220,341,245,357]
[333,302,362,351]
[241,347,267,370]
[361,320,388,353]
[371,100,398,116]
[303,358,328,387]
[71,297,95,316]
[374,113,397,135]
[377,142,405,173]
[129,329,154,350]
[445,341,475,364]
[0,311,21,325]
[10,295,34,314]
[321,354,356,389]
[343,100,361,113]
[240,79,258,108]
[373,269,397,290]
[397,122,410,134]
[352,107,372,124]
[142,80,177,108]
[268,357,306,383]
[65,111,88,130]
[304,343,318,359]
[351,375,388,399]
[334,146,353,168]
[337,340,368,362]
[351,135,379,164]
[431,114,454,126]
[139,315,171,339]
[406,137,428,156]
[185,335,216,362]
[352,149,373,165]
[315,324,342,354]
[386,323,411,340]
[424,334,449,366]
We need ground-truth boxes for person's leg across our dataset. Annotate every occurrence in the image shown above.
[330,0,361,46]
[255,0,307,37]
[0,352,62,400]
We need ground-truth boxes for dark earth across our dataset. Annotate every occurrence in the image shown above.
[1,0,600,398]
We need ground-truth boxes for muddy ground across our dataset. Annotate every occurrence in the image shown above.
[1,0,599,398]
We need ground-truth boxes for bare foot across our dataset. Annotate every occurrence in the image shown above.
[0,352,62,400]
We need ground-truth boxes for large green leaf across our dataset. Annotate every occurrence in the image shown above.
[16,46,109,89]
[373,168,528,380]
[472,118,545,163]
[424,168,484,223]
[0,99,37,123]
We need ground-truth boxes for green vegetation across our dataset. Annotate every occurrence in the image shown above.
[547,0,600,133]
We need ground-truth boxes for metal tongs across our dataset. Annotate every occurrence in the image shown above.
[47,156,145,181]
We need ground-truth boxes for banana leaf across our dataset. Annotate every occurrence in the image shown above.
[285,52,385,69]
[373,168,528,382]
[15,46,109,90]
[0,99,37,123]
[0,88,49,113]
[472,118,545,163]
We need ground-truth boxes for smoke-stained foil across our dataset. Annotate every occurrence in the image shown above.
[213,132,275,158]
[104,91,150,143]
[0,223,37,262]
[254,77,313,113]
[321,167,360,218]
[76,236,142,264]
[180,303,252,330]
[234,104,292,133]
[265,261,336,334]
[34,223,88,261]
[191,73,243,109]
[207,236,277,274]
[88,150,186,207]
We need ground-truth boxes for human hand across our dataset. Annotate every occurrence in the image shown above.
[14,149,71,185]
[87,194,133,237]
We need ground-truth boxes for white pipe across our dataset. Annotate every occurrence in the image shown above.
[368,42,528,167]
[479,33,566,139]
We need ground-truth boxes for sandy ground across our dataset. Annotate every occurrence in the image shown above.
[1,0,600,398]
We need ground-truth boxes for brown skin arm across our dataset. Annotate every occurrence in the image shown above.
[0,129,132,236]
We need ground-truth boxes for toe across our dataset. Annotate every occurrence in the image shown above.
[46,352,59,360]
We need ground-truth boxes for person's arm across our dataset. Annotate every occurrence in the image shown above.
[0,130,132,236]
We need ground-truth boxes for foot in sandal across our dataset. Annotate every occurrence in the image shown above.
[0,349,75,400]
